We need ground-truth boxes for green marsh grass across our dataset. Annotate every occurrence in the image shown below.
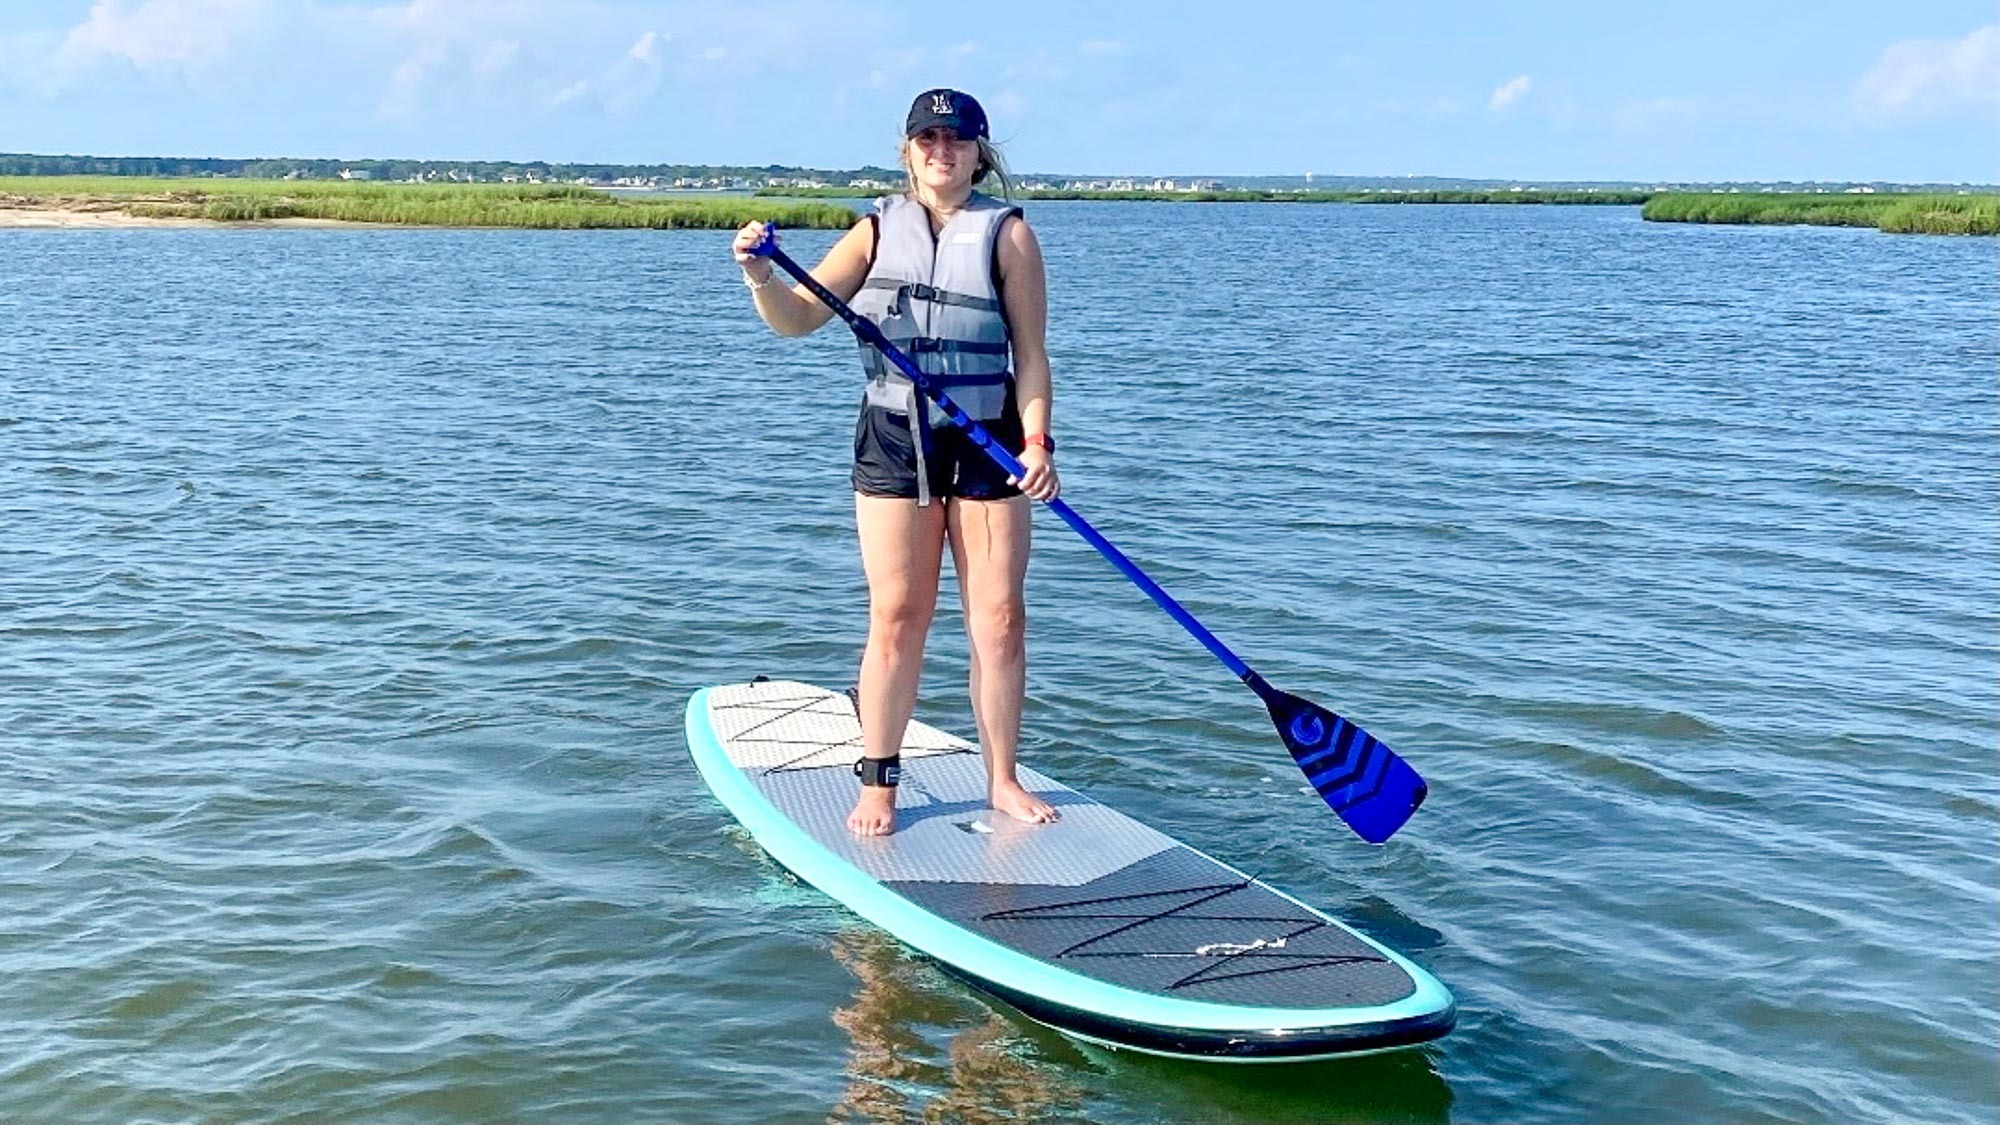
[0,177,858,230]
[767,183,1993,235]
[1643,192,1997,235]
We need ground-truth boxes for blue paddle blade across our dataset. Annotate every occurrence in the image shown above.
[1264,688,1427,844]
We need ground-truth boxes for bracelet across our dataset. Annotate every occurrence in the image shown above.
[742,268,777,292]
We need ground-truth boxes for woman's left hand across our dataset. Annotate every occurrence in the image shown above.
[1012,446,1060,501]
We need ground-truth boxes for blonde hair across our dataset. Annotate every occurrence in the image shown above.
[900,135,1014,202]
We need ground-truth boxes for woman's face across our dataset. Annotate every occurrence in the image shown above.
[907,127,978,192]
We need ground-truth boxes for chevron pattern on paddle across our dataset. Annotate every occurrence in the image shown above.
[1264,687,1428,844]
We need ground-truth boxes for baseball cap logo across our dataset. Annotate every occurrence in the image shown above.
[905,87,988,140]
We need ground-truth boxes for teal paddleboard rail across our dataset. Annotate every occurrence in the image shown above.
[686,685,1455,1058]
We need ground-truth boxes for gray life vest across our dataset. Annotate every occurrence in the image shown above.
[850,192,1019,504]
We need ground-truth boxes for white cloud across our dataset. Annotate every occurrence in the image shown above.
[1615,96,1696,130]
[629,30,662,65]
[1854,24,1999,118]
[0,29,65,91]
[370,1,546,118]
[545,28,667,113]
[6,0,278,89]
[471,38,521,79]
[1004,51,1067,83]
[2,0,871,115]
[1488,74,1531,112]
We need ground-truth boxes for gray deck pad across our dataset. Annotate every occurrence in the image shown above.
[704,680,1417,1010]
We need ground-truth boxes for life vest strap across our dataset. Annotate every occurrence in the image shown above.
[901,337,1009,356]
[862,277,1002,313]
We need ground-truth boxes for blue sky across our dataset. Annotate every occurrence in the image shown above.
[0,1,1994,182]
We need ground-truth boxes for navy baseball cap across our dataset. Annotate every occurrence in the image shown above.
[905,88,989,140]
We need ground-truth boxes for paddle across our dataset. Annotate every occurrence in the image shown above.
[746,226,1427,844]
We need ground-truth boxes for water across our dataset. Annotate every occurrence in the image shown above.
[2,203,1993,1124]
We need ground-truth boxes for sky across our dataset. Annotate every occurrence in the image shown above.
[0,1,1994,183]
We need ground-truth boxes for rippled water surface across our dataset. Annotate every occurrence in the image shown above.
[3,203,1995,1124]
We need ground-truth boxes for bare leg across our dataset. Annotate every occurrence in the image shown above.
[850,493,948,836]
[947,494,1056,825]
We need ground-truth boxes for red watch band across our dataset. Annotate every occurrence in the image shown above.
[1024,432,1055,453]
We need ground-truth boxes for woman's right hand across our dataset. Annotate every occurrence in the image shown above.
[733,221,775,281]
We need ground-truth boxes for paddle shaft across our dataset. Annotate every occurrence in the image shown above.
[752,230,1427,843]
[756,241,1271,697]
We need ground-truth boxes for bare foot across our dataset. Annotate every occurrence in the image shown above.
[990,779,1059,825]
[847,786,897,836]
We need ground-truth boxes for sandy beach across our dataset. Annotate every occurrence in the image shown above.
[0,205,366,229]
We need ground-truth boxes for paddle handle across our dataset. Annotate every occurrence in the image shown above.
[752,231,1257,686]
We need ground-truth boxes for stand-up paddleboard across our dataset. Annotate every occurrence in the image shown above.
[687,678,1455,1062]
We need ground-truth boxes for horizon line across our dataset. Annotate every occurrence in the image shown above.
[2,151,1993,190]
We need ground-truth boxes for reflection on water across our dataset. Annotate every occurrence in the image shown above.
[824,926,1453,1125]
[1075,1037,1454,1125]
[827,928,1082,1124]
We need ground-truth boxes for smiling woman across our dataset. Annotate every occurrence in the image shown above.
[901,103,1017,202]
[728,88,1062,841]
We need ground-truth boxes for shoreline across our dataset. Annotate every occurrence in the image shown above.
[757,185,1997,235]
[0,205,373,229]
[0,180,859,231]
[5,182,1991,236]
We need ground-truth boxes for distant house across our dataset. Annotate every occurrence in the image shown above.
[338,168,372,181]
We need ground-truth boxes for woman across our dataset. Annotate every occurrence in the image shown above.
[730,88,1060,837]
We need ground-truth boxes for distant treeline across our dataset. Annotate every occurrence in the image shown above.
[0,152,901,185]
[9,154,1987,197]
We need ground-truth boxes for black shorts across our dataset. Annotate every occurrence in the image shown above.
[852,400,1024,501]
